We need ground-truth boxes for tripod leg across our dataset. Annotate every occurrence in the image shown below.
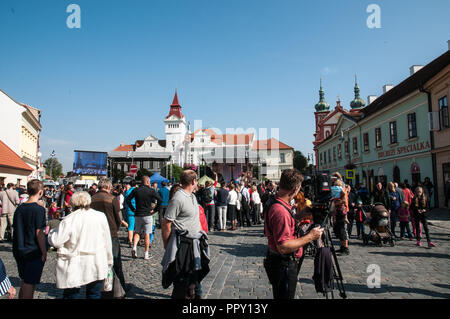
[327,227,347,299]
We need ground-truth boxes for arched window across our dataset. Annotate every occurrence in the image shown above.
[393,166,400,183]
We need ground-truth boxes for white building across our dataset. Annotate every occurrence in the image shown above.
[0,89,42,186]
[108,91,294,182]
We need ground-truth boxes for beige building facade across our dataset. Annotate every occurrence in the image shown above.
[426,62,450,207]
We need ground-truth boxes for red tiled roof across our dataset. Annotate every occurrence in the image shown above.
[113,144,134,151]
[252,138,293,150]
[0,140,34,172]
[222,134,254,145]
[190,130,254,145]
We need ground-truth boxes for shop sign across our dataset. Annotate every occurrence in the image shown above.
[378,141,431,159]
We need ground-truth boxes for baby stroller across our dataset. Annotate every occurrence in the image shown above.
[361,203,395,247]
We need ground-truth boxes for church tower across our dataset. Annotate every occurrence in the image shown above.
[313,79,331,167]
[164,90,187,165]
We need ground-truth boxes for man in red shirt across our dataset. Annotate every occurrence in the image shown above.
[264,169,323,299]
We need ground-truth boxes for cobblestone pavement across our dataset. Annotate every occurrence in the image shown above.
[1,217,449,299]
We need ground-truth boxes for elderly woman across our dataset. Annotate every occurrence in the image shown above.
[48,191,113,299]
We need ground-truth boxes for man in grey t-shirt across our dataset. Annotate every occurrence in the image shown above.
[164,187,201,236]
[162,169,203,299]
[163,170,201,246]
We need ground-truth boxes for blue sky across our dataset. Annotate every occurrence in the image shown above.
[1,0,449,172]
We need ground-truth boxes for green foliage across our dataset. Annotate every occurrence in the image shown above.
[293,150,308,173]
[44,157,63,180]
[136,168,152,181]
[166,164,183,182]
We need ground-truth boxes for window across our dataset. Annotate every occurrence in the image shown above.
[328,149,331,163]
[389,121,397,144]
[333,147,336,161]
[439,96,449,129]
[352,137,358,155]
[344,141,349,155]
[408,113,417,138]
[324,152,327,164]
[375,128,382,148]
[320,153,323,165]
[280,153,286,163]
[363,133,369,152]
[337,144,342,159]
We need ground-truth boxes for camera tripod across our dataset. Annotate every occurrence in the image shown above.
[314,208,347,299]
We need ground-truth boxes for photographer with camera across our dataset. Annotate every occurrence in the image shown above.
[263,169,323,299]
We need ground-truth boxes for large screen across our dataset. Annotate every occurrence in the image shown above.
[73,151,107,176]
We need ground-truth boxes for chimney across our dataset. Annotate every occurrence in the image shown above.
[410,65,423,75]
[367,95,377,104]
[383,84,394,94]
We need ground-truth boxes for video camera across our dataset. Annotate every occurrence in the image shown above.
[302,171,332,226]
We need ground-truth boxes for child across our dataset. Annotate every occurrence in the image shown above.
[354,200,366,239]
[398,201,413,240]
[331,179,350,255]
[12,179,47,299]
[48,202,57,220]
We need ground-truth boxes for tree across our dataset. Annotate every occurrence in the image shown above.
[165,164,183,182]
[136,168,152,181]
[112,167,126,182]
[293,150,308,173]
[44,157,63,180]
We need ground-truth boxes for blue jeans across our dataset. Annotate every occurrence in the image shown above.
[390,209,398,236]
[356,221,365,238]
[63,280,103,299]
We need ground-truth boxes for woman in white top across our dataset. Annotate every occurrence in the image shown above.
[48,191,113,299]
[251,185,262,225]
[227,184,238,231]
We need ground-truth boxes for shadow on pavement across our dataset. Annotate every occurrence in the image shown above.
[369,251,450,259]
[126,283,171,299]
[8,276,62,299]
[300,278,450,298]
[209,243,266,258]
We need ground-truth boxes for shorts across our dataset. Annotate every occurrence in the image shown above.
[16,257,45,285]
[334,220,349,241]
[127,215,135,232]
[134,216,153,234]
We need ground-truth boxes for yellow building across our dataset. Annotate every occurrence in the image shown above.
[20,104,42,180]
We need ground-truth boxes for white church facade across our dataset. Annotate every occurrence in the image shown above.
[108,91,294,183]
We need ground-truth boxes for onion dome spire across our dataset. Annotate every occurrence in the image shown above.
[350,75,366,109]
[315,78,330,112]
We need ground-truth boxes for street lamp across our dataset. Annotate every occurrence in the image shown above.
[50,150,56,180]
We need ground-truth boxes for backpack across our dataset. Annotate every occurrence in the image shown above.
[201,188,213,204]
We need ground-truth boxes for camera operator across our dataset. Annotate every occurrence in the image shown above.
[263,169,323,299]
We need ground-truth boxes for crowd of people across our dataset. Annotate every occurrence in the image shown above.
[0,169,442,300]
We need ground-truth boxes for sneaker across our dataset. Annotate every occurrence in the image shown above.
[132,249,137,259]
[144,252,150,260]
[428,242,436,248]
[342,248,350,255]
[416,241,422,247]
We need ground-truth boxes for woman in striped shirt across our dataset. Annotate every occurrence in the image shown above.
[0,258,16,299]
